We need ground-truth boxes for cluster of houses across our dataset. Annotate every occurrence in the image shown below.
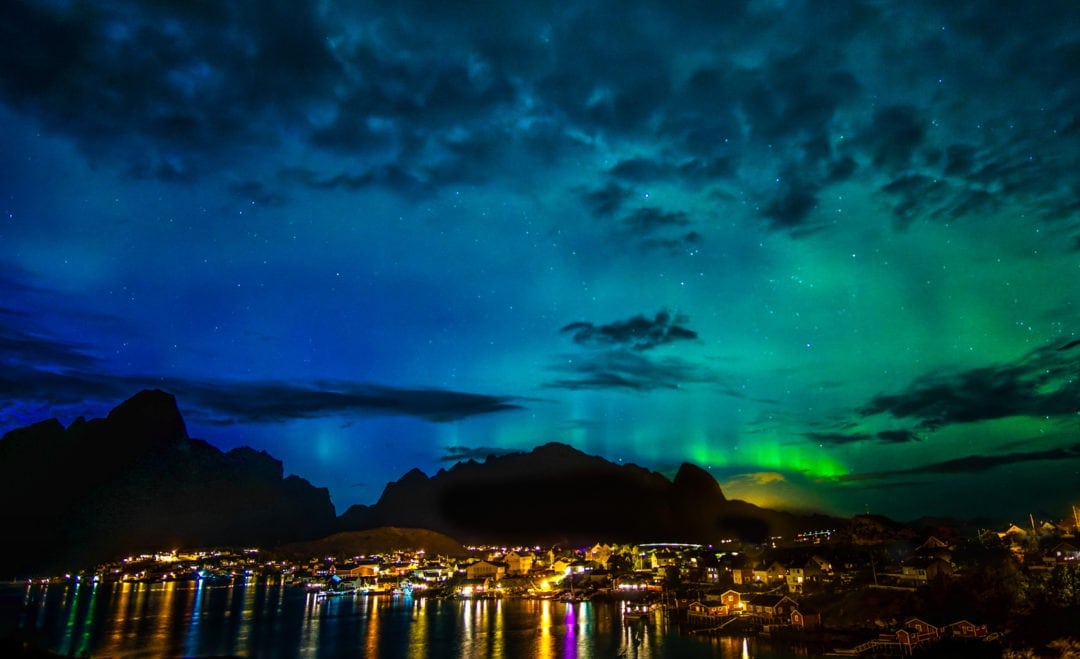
[442,543,709,597]
[82,548,270,583]
[47,512,1079,656]
[683,589,1001,654]
[832,617,996,655]
[729,553,835,593]
[686,591,820,629]
[75,519,1076,597]
[992,523,1079,566]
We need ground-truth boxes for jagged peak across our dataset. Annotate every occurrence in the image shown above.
[673,462,726,501]
[106,389,188,444]
[0,418,65,451]
[226,446,285,480]
[19,417,66,436]
[227,445,277,461]
[530,441,588,457]
[398,467,430,484]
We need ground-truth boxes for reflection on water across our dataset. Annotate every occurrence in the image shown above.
[538,599,554,659]
[4,581,803,658]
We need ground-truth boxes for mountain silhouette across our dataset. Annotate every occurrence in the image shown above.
[340,442,842,546]
[1,391,849,575]
[0,390,336,575]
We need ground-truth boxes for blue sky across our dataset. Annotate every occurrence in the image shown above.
[2,0,1079,520]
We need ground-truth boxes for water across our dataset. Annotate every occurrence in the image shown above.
[1,580,806,658]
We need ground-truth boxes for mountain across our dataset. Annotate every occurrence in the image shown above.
[0,390,337,576]
[340,442,843,546]
[0,390,861,574]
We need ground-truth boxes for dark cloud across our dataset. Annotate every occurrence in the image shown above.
[438,445,522,463]
[2,368,524,427]
[763,178,818,230]
[534,12,674,136]
[943,188,997,220]
[560,310,698,351]
[879,172,1011,228]
[0,0,341,180]
[0,268,51,298]
[584,196,705,253]
[0,358,524,426]
[826,156,857,182]
[546,348,716,392]
[622,207,691,235]
[875,429,922,444]
[603,154,736,186]
[738,48,860,142]
[179,382,524,424]
[915,442,1080,475]
[881,174,949,225]
[678,156,737,181]
[581,182,631,218]
[851,480,929,491]
[804,429,920,446]
[860,105,926,171]
[609,157,672,183]
[0,299,523,426]
[0,272,137,417]
[803,431,871,446]
[229,180,287,207]
[944,144,977,177]
[3,0,1079,244]
[582,158,707,249]
[835,443,1080,483]
[715,51,861,233]
[641,231,704,256]
[550,310,712,390]
[860,341,1080,430]
[0,317,102,375]
[676,46,862,235]
[282,164,434,198]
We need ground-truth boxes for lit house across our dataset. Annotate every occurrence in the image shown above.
[505,551,535,575]
[744,594,797,621]
[464,560,506,581]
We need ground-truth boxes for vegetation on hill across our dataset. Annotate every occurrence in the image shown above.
[272,527,467,559]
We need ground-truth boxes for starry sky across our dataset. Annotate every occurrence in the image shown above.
[2,0,1079,522]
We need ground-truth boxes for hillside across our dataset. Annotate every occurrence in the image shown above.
[273,527,467,560]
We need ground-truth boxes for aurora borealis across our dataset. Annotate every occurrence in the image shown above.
[1,0,1078,521]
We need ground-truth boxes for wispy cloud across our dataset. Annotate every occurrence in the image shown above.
[548,310,715,391]
[547,348,716,391]
[181,381,524,424]
[560,310,698,352]
[859,340,1080,431]
[0,302,524,427]
[833,442,1080,483]
[803,429,921,446]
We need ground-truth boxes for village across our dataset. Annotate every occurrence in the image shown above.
[38,510,1079,656]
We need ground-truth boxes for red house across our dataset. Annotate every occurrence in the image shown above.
[946,620,989,638]
[790,607,822,629]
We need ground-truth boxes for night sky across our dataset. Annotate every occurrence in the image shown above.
[2,0,1079,522]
